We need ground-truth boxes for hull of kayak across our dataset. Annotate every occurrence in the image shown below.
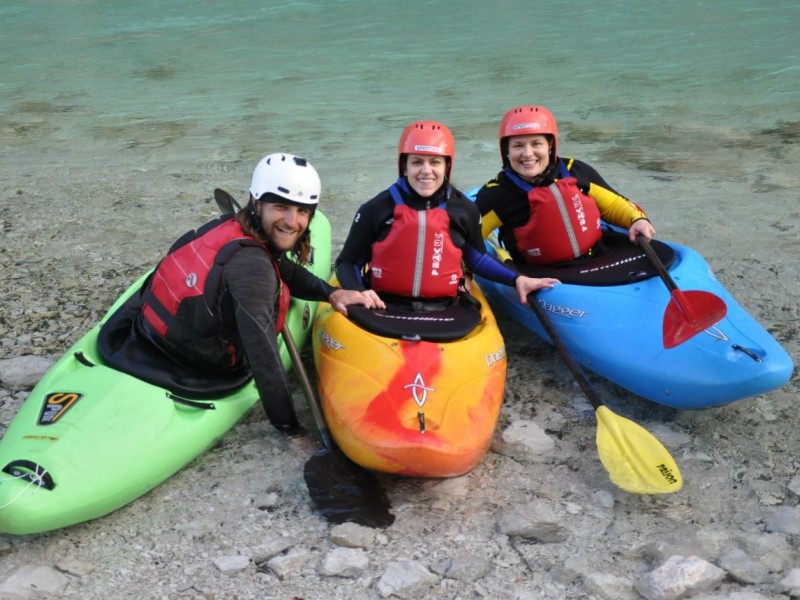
[476,237,793,409]
[312,281,506,477]
[0,212,332,535]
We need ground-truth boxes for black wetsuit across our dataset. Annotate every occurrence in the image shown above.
[336,178,518,297]
[476,157,648,262]
[142,231,334,433]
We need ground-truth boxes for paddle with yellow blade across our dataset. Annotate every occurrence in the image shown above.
[488,234,680,492]
[526,293,682,493]
[637,234,727,349]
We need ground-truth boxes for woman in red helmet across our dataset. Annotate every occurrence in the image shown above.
[475,106,656,266]
[336,121,558,309]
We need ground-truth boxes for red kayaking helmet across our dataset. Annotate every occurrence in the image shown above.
[397,120,455,178]
[499,105,558,167]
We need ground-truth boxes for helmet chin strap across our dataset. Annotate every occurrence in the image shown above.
[248,197,268,238]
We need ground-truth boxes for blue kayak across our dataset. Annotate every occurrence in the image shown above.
[469,194,793,409]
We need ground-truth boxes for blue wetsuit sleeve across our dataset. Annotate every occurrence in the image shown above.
[462,245,518,287]
[335,262,367,290]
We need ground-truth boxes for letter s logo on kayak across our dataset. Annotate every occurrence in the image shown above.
[38,392,82,425]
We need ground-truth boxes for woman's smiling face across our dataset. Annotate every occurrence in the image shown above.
[507,134,552,181]
[404,154,447,197]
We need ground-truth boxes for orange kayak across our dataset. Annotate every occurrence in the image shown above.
[312,280,506,477]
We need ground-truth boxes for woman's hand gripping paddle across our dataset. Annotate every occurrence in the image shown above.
[282,316,394,527]
[637,235,727,349]
[527,293,683,494]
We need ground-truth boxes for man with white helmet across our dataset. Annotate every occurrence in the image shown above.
[138,153,382,433]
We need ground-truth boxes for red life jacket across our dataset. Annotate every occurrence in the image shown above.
[369,188,463,299]
[141,217,290,369]
[511,177,602,265]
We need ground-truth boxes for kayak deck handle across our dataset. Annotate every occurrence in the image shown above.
[167,393,216,410]
[2,460,55,490]
[626,270,650,282]
[731,344,763,363]
[74,351,95,367]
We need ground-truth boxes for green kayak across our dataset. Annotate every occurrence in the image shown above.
[0,211,332,535]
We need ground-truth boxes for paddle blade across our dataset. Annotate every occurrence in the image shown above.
[304,447,395,528]
[594,406,682,494]
[663,289,727,349]
[214,188,241,215]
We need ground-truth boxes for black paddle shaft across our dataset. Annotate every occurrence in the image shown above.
[637,235,679,293]
[527,294,603,411]
[281,328,334,451]
[286,329,395,527]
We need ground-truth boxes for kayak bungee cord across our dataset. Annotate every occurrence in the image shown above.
[0,469,49,510]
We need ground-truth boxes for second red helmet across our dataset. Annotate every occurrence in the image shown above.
[499,106,558,166]
[397,120,455,178]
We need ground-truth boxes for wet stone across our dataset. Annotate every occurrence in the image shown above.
[635,555,726,600]
[320,547,369,578]
[377,559,438,599]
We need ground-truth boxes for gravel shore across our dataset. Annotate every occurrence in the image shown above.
[1,140,798,599]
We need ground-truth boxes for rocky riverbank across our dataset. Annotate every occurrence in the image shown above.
[1,164,799,599]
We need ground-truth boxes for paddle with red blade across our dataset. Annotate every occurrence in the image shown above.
[636,235,727,349]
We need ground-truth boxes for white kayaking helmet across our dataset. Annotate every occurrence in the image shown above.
[249,153,321,206]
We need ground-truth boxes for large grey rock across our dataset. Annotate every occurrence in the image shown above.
[0,565,71,598]
[377,559,438,599]
[0,355,54,390]
[636,555,726,600]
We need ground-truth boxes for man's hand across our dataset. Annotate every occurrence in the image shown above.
[329,288,386,316]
